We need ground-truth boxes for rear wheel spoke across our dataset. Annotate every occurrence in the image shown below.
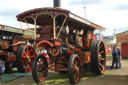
[99,44,103,50]
[17,45,35,73]
[28,64,32,71]
[100,50,104,54]
[99,57,104,61]
[91,40,106,75]
[26,47,29,55]
[22,59,27,63]
[99,63,104,70]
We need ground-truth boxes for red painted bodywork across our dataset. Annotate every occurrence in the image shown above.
[121,43,128,58]
[86,52,91,63]
[7,55,16,63]
[1,41,10,49]
[0,50,16,62]
[36,40,53,48]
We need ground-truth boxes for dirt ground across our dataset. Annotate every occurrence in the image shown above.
[1,56,128,85]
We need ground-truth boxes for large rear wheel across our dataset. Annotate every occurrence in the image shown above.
[95,40,106,74]
[32,55,48,83]
[90,40,95,73]
[16,45,36,73]
[68,54,81,84]
[90,40,106,75]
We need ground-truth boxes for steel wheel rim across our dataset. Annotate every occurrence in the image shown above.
[36,58,47,82]
[22,46,35,73]
[72,57,81,82]
[98,42,106,74]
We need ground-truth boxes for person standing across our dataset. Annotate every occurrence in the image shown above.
[117,47,121,68]
[111,46,119,69]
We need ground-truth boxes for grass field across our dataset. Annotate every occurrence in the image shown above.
[32,54,113,85]
[2,54,128,85]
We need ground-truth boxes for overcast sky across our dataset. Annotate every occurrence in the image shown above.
[0,0,128,36]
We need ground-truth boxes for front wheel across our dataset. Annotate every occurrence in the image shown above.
[32,55,48,83]
[68,54,81,84]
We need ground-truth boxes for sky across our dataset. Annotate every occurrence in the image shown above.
[0,0,128,36]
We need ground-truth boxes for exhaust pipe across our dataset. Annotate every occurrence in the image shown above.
[54,0,61,8]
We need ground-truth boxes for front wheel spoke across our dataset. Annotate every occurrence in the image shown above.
[75,69,79,74]
[37,65,41,71]
[38,72,42,78]
[38,59,43,64]
[36,70,39,72]
[37,62,40,65]
[38,71,46,81]
[74,72,78,79]
[39,77,46,82]
[72,65,75,69]
[39,62,43,65]
[74,63,78,68]
[42,71,46,77]
[73,72,76,78]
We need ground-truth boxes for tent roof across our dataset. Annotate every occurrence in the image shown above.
[117,30,128,43]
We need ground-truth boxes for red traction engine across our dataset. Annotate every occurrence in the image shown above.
[0,25,36,73]
[16,0,106,84]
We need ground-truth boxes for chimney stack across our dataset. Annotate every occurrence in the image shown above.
[84,7,86,19]
[54,0,61,8]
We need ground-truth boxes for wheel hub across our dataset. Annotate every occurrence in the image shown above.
[75,66,79,72]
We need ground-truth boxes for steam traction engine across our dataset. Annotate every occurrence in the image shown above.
[0,24,36,73]
[16,0,106,84]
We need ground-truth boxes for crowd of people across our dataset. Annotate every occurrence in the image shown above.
[111,46,122,69]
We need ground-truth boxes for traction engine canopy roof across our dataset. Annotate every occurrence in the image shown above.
[16,7,105,31]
